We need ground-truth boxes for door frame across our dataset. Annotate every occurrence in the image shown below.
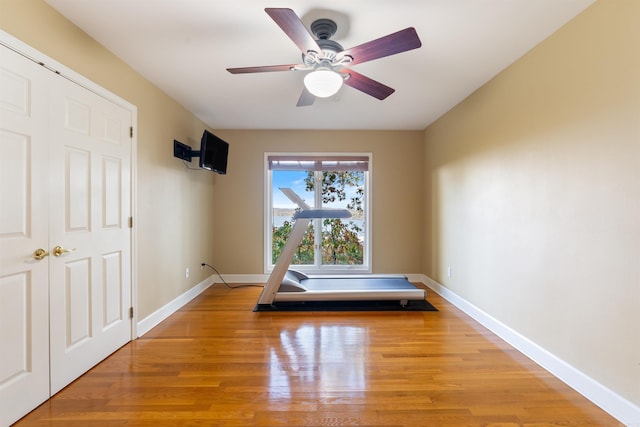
[0,29,139,338]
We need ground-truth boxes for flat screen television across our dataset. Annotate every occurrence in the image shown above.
[199,130,229,174]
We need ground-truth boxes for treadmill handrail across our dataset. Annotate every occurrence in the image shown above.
[294,209,351,219]
[258,216,312,305]
[280,187,310,209]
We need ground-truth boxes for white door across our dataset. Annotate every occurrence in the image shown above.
[48,66,133,394]
[0,41,134,425]
[0,44,52,427]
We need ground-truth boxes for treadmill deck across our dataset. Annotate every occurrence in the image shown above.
[273,276,426,302]
[294,276,419,290]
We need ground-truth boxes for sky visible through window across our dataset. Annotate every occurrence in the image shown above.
[272,170,311,208]
[272,170,361,210]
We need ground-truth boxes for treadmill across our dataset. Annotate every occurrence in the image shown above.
[256,188,426,309]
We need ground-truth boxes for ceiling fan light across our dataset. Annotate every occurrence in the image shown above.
[304,69,343,98]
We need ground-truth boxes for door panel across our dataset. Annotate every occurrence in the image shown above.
[49,74,132,394]
[65,257,92,349]
[65,147,91,231]
[0,44,50,427]
[102,251,124,327]
[0,130,28,237]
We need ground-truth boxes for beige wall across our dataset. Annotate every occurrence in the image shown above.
[210,130,424,275]
[423,0,639,406]
[0,0,216,319]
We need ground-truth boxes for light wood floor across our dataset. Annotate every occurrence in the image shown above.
[14,283,621,426]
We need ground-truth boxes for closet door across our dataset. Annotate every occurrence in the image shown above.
[1,39,134,424]
[48,66,133,394]
[0,44,51,427]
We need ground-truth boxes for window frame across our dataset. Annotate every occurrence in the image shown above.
[264,152,372,275]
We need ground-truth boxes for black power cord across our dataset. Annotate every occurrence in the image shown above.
[201,263,264,289]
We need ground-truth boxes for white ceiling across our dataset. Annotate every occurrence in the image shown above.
[44,0,595,131]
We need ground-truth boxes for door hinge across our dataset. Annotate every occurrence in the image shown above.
[129,307,134,319]
[130,126,133,138]
[128,216,133,228]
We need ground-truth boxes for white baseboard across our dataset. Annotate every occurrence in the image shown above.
[405,273,425,283]
[136,275,215,337]
[422,275,640,426]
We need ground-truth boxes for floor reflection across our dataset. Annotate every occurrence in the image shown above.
[268,323,368,400]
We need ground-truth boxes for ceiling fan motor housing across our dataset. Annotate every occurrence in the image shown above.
[311,18,337,40]
[303,19,344,65]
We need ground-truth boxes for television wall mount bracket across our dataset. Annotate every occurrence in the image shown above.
[173,140,201,162]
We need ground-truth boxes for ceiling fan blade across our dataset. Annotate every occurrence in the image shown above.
[265,8,322,55]
[339,69,395,100]
[227,64,298,74]
[296,87,315,107]
[339,27,422,66]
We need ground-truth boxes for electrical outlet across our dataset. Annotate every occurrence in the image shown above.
[447,266,452,278]
[185,267,190,278]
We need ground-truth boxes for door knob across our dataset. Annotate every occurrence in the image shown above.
[33,248,49,260]
[52,245,76,257]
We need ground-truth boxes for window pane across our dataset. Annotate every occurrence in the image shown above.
[271,170,315,265]
[319,171,365,266]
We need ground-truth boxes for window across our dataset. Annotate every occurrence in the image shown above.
[265,153,371,274]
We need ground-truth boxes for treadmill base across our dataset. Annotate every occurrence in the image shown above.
[254,298,437,312]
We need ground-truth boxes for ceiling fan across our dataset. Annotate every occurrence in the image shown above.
[226,8,422,107]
